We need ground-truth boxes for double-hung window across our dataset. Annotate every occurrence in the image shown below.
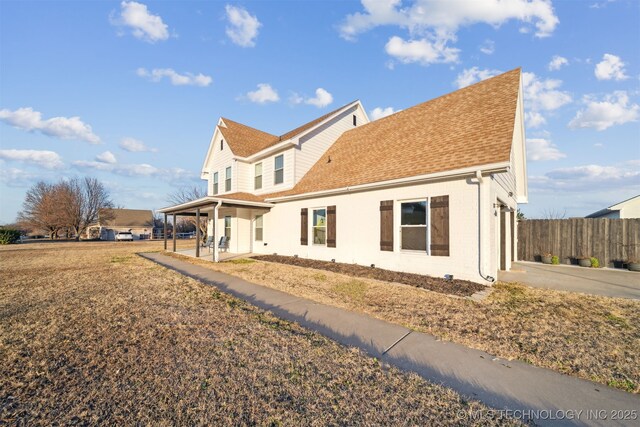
[213,172,219,195]
[255,215,263,241]
[224,216,231,240]
[400,200,428,252]
[225,166,231,192]
[274,155,284,185]
[312,208,326,245]
[254,163,262,190]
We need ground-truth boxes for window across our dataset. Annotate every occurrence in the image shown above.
[213,172,218,195]
[274,154,284,185]
[220,139,224,150]
[254,163,262,190]
[353,114,357,126]
[400,201,428,251]
[225,166,231,192]
[312,208,326,245]
[224,216,231,240]
[255,215,263,241]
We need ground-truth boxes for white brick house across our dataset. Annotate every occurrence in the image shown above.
[159,69,528,284]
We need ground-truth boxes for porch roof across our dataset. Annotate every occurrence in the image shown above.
[158,193,274,215]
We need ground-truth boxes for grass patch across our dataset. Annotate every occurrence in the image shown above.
[225,258,256,264]
[332,280,368,302]
[170,252,640,394]
[0,241,516,425]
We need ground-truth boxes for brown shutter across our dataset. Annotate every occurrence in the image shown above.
[430,196,449,256]
[327,206,336,248]
[300,208,308,245]
[380,200,394,251]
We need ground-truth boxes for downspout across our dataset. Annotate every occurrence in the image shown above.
[470,170,495,283]
[213,200,222,262]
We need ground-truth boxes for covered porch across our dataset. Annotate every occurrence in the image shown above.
[157,195,273,262]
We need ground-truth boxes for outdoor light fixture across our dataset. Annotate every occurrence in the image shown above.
[331,259,336,263]
[444,274,453,280]
[370,264,375,268]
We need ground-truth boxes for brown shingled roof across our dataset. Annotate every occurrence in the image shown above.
[100,209,153,227]
[269,68,521,199]
[218,101,358,158]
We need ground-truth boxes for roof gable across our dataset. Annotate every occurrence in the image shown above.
[274,68,522,197]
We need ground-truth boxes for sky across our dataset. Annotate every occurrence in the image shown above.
[1,0,639,223]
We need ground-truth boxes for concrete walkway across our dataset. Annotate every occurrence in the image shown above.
[499,261,640,300]
[141,253,639,427]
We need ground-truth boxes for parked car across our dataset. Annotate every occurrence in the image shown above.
[115,231,134,241]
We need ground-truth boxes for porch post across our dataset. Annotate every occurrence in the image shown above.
[213,202,220,262]
[163,213,167,250]
[172,213,177,252]
[195,208,201,258]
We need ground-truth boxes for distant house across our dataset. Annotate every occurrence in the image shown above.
[585,195,640,219]
[159,69,528,284]
[87,209,154,240]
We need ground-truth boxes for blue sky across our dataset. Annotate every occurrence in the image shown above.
[1,0,639,223]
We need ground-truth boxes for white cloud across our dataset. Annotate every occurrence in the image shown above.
[0,167,40,187]
[306,88,334,108]
[0,107,100,144]
[548,55,568,71]
[479,39,495,55]
[119,137,157,152]
[454,67,501,89]
[111,1,170,43]
[0,149,64,169]
[340,0,558,66]
[246,84,280,104]
[522,71,572,111]
[340,0,558,40]
[370,107,398,120]
[526,138,566,161]
[530,162,640,193]
[225,5,261,47]
[525,112,547,128]
[136,68,212,87]
[96,151,117,164]
[569,91,639,131]
[385,36,459,65]
[594,54,628,81]
[72,160,195,181]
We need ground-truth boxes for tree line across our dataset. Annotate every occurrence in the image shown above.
[18,177,114,240]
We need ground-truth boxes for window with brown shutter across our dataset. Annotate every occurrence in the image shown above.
[300,208,308,245]
[430,195,449,256]
[327,206,336,248]
[380,200,394,251]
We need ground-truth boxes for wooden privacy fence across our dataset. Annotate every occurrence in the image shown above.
[518,218,640,267]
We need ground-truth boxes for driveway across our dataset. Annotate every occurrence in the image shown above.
[499,261,640,299]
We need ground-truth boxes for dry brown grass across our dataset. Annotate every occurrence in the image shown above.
[0,242,519,426]
[171,253,640,394]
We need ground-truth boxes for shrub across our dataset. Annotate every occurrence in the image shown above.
[590,257,600,268]
[0,228,21,245]
[551,256,560,265]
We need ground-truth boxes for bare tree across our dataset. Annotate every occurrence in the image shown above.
[167,185,208,238]
[17,181,64,239]
[18,178,114,241]
[540,208,567,220]
[60,177,114,240]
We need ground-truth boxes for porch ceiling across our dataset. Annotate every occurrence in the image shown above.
[158,196,274,215]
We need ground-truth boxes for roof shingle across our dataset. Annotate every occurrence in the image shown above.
[270,68,521,198]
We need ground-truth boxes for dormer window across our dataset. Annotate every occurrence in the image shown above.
[220,139,224,150]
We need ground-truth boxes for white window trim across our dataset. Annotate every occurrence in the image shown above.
[213,172,219,195]
[255,162,263,190]
[254,214,264,242]
[274,154,284,186]
[225,166,232,192]
[311,206,327,246]
[398,198,430,255]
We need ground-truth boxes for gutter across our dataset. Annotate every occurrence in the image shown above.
[266,162,510,203]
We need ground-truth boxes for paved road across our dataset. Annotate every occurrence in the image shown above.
[141,253,639,427]
[499,261,640,299]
